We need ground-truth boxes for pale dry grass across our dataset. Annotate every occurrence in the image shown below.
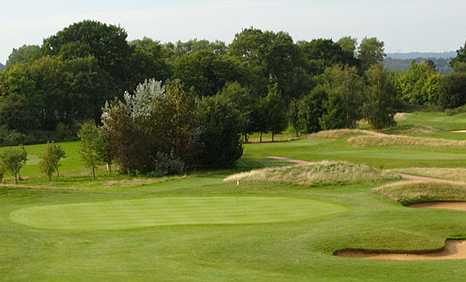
[225,161,398,186]
[348,133,466,148]
[309,129,376,140]
[394,168,466,182]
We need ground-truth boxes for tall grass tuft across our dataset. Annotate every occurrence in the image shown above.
[225,161,398,187]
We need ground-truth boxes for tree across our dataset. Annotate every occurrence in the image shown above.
[438,72,466,109]
[42,20,133,92]
[299,39,358,76]
[39,142,66,181]
[319,66,364,129]
[363,64,398,129]
[103,79,198,173]
[78,122,102,179]
[173,49,244,96]
[217,82,256,142]
[0,147,27,184]
[298,86,328,133]
[338,37,358,56]
[451,41,466,70]
[195,95,243,167]
[6,45,42,66]
[396,60,441,106]
[264,83,288,142]
[358,37,385,72]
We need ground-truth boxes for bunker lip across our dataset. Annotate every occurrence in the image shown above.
[410,201,466,212]
[334,240,466,261]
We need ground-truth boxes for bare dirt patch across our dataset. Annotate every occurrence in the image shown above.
[335,240,466,261]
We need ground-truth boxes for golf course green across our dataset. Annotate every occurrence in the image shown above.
[10,197,344,230]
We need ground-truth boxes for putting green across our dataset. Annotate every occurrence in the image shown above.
[10,197,344,231]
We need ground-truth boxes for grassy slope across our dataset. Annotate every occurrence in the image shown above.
[3,111,466,281]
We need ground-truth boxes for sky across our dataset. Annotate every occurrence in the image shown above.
[1,0,465,63]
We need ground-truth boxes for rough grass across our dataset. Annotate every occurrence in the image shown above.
[374,181,466,205]
[310,129,375,139]
[225,161,398,186]
[348,133,466,148]
[394,168,466,182]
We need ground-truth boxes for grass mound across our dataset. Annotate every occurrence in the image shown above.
[374,181,466,205]
[310,129,375,139]
[394,168,466,182]
[348,133,466,148]
[225,161,397,186]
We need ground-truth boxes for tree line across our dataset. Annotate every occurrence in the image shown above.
[0,21,465,170]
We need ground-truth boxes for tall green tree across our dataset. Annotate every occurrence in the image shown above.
[195,95,243,167]
[6,45,42,66]
[363,64,397,129]
[358,37,385,72]
[264,83,288,142]
[78,122,102,180]
[319,66,364,129]
[451,41,466,71]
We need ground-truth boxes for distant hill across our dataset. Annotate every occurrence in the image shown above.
[387,51,456,60]
[0,63,4,70]
[385,52,456,73]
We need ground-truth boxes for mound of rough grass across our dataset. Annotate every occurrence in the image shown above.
[374,181,466,205]
[394,168,466,182]
[348,133,466,148]
[225,161,398,186]
[310,129,375,139]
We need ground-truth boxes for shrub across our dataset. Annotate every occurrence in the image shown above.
[195,94,243,168]
[150,151,185,177]
[0,147,27,184]
[39,142,66,181]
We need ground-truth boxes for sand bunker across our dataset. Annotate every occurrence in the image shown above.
[335,240,466,261]
[453,130,466,133]
[410,202,466,212]
[336,202,466,260]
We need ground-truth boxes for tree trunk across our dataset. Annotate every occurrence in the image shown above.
[272,132,275,142]
[92,167,96,180]
[14,173,18,184]
[106,163,112,175]
[260,132,263,143]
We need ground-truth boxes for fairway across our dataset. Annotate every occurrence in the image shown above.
[10,197,344,230]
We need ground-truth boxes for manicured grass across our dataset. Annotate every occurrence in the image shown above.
[10,196,343,230]
[3,111,466,281]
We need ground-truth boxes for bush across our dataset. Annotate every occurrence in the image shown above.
[438,72,466,109]
[150,151,185,177]
[0,147,27,184]
[195,94,243,168]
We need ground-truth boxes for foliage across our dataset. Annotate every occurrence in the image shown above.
[395,60,441,105]
[358,37,385,72]
[6,45,42,66]
[217,82,256,140]
[451,41,466,70]
[150,151,185,177]
[297,86,327,133]
[195,94,243,167]
[78,122,102,179]
[0,147,27,183]
[363,64,398,129]
[318,66,364,129]
[39,142,66,181]
[438,72,466,109]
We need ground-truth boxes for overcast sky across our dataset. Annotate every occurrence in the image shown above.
[1,0,465,63]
